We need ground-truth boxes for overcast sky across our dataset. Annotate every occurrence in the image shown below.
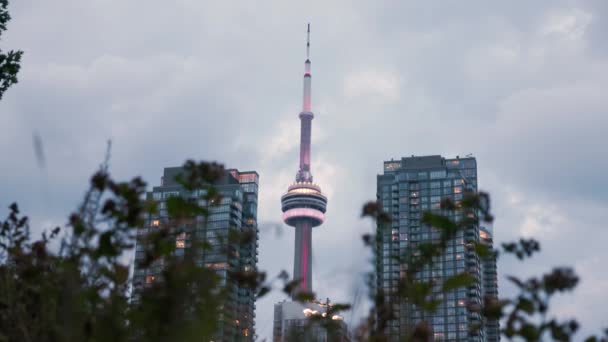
[1,0,607,339]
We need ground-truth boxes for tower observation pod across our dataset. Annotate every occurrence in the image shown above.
[281,24,327,297]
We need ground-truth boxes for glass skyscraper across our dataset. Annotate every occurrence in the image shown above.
[132,166,259,341]
[376,155,498,341]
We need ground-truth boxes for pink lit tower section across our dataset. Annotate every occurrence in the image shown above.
[281,24,327,296]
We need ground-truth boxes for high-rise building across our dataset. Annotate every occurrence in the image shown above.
[273,25,348,342]
[132,166,259,341]
[376,155,499,341]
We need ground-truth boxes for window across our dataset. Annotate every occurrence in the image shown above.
[384,162,401,171]
[145,275,155,284]
[242,183,258,193]
[152,219,160,227]
[447,160,459,168]
[163,191,180,199]
[430,170,446,179]
[176,232,186,248]
[238,173,258,184]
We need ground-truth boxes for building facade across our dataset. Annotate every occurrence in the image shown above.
[376,155,498,341]
[132,166,259,341]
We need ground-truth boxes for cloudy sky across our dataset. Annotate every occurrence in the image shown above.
[2,0,607,339]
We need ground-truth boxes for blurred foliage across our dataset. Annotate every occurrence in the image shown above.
[0,0,22,100]
[2,156,605,341]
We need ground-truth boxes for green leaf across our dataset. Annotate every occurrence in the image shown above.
[442,273,475,292]
[97,231,118,257]
[114,264,129,284]
[474,242,491,258]
[257,286,271,298]
[518,297,535,314]
[166,196,207,218]
[421,212,458,232]
[294,291,315,302]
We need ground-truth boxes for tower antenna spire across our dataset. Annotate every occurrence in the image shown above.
[306,23,310,59]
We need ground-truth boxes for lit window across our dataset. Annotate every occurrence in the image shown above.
[288,187,320,195]
[152,219,160,227]
[145,275,155,284]
[239,173,258,184]
[205,262,227,269]
[384,162,401,171]
[480,230,488,239]
[176,232,186,248]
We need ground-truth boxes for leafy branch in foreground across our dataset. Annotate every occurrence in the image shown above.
[0,0,23,100]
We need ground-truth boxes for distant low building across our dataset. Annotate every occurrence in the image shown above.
[273,300,349,342]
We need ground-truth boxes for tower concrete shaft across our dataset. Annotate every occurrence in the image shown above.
[293,220,313,293]
[281,24,327,298]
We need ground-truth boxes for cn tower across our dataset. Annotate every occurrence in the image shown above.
[281,24,327,296]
